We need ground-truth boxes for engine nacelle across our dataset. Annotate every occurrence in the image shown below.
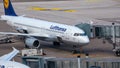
[25,37,40,48]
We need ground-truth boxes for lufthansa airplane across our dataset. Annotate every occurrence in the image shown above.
[0,0,89,48]
[0,47,30,68]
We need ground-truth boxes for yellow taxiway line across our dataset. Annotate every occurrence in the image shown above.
[30,7,77,13]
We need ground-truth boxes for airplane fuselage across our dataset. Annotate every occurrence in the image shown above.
[1,15,89,45]
[0,61,29,68]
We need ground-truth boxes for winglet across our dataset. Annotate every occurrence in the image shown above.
[3,0,17,16]
[0,47,19,61]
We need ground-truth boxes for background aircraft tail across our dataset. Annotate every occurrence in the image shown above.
[0,47,19,61]
[3,0,17,16]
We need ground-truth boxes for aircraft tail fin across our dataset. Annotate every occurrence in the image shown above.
[3,0,17,16]
[0,47,19,61]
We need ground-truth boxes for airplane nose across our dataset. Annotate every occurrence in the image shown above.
[84,38,90,44]
[81,36,90,44]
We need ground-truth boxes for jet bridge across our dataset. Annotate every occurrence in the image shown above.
[75,23,120,56]
[75,23,91,38]
[75,23,120,38]
[92,23,120,56]
[92,25,120,38]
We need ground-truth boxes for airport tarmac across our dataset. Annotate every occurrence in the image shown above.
[0,0,120,62]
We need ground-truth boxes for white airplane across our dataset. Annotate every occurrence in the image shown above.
[0,0,89,48]
[0,47,30,68]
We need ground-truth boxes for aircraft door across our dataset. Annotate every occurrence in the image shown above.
[73,37,78,43]
[72,33,79,44]
[63,33,71,42]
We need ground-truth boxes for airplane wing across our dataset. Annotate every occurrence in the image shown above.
[0,47,19,61]
[0,32,48,37]
[0,32,61,42]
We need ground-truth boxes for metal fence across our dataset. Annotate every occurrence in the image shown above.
[82,58,120,68]
[22,56,120,68]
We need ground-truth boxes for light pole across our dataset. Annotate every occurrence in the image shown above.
[112,23,116,49]
[77,56,81,68]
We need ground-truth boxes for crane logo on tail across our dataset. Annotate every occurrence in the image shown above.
[4,0,9,9]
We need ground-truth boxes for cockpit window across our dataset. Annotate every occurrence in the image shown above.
[74,33,86,36]
[74,33,79,36]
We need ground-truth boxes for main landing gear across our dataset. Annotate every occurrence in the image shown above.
[53,41,60,46]
[0,37,13,43]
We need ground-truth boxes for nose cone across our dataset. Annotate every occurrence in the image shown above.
[84,37,90,44]
[80,36,90,44]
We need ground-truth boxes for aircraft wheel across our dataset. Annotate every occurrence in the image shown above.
[25,45,29,48]
[115,49,120,56]
[5,39,12,43]
[8,40,12,43]
[53,42,60,46]
[72,50,77,54]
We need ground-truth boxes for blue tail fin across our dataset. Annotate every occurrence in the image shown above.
[3,0,17,16]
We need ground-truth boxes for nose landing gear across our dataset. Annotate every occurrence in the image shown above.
[72,45,83,54]
[72,45,77,54]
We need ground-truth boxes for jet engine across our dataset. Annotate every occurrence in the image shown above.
[25,37,40,48]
